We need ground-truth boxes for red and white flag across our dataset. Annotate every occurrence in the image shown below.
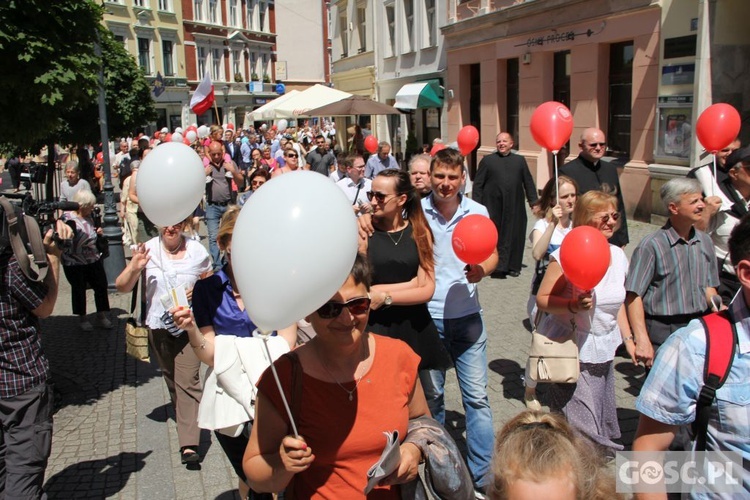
[190,72,215,115]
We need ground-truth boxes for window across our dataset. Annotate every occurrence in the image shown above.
[229,0,238,26]
[137,37,151,74]
[250,51,257,77]
[232,49,241,79]
[385,4,395,57]
[246,0,256,30]
[339,13,348,57]
[608,41,634,156]
[209,0,218,23]
[197,46,207,77]
[162,40,174,76]
[425,0,436,47]
[158,0,171,11]
[261,53,267,79]
[403,0,414,52]
[134,0,147,7]
[114,34,126,46]
[259,0,268,32]
[553,51,570,107]
[194,0,203,21]
[357,4,366,52]
[211,47,222,81]
[506,58,519,149]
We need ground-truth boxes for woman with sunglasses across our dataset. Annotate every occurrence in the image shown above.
[171,207,296,500]
[115,218,212,466]
[359,170,451,402]
[243,253,429,497]
[271,145,303,178]
[535,190,635,452]
[238,168,271,206]
[523,175,578,411]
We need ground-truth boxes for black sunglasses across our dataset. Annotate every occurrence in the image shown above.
[316,297,371,319]
[286,153,298,158]
[366,191,392,203]
[587,142,606,148]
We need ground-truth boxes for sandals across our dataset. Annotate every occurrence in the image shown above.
[180,447,201,464]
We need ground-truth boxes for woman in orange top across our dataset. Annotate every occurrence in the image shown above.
[243,254,429,498]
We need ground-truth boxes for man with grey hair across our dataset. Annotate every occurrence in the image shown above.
[364,141,398,179]
[408,154,432,197]
[625,177,720,367]
[59,160,92,202]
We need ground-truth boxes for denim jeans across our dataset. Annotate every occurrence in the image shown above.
[422,312,494,488]
[205,203,228,270]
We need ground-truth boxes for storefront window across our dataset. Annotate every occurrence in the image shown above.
[506,58,519,149]
[608,41,634,157]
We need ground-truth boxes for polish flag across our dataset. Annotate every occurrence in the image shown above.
[190,72,215,115]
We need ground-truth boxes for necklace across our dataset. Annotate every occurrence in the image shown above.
[314,342,366,401]
[162,238,184,255]
[386,226,407,246]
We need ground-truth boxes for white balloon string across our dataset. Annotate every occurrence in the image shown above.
[258,330,299,437]
[554,153,559,207]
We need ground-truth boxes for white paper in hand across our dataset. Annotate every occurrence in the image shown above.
[364,430,401,494]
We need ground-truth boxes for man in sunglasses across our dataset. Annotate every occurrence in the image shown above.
[688,137,741,212]
[625,178,721,369]
[560,127,629,247]
[305,134,336,176]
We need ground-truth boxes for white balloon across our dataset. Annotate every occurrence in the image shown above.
[137,143,206,227]
[171,132,183,142]
[175,127,184,134]
[277,119,288,133]
[232,171,358,332]
[197,125,209,139]
[185,130,198,142]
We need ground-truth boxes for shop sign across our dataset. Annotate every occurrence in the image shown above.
[516,26,600,48]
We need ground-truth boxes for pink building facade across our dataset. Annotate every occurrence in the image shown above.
[443,0,661,221]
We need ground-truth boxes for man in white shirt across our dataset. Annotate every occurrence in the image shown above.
[336,154,371,215]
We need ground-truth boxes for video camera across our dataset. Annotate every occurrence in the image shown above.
[2,192,79,234]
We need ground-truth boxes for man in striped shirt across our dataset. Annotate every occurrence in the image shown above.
[625,178,721,367]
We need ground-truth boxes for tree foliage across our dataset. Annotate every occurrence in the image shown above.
[0,0,155,152]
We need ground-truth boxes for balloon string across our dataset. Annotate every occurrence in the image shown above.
[553,153,559,207]
[712,154,717,197]
[258,330,299,438]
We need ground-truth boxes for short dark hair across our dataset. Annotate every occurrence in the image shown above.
[729,213,750,266]
[350,253,372,290]
[315,134,325,142]
[430,148,464,172]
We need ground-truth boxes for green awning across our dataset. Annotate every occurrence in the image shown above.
[394,79,443,109]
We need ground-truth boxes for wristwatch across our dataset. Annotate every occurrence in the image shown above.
[384,293,393,307]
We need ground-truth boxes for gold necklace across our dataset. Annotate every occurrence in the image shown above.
[386,225,407,246]
[314,341,366,401]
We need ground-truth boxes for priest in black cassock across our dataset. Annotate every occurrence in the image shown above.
[473,132,539,278]
[560,127,629,247]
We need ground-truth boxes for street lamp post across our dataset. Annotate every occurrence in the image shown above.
[94,31,125,289]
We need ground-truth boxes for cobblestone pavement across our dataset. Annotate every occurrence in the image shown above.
[38,210,660,499]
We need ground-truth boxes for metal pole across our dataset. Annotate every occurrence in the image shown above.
[94,30,126,289]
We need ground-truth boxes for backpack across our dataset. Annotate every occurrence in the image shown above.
[0,197,48,282]
[693,311,737,451]
[119,156,133,181]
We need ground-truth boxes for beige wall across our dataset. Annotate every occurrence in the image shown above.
[275,0,327,84]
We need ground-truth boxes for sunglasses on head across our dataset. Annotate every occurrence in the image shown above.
[597,212,620,224]
[316,297,371,319]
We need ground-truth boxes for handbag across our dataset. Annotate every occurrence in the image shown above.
[526,312,579,384]
[125,272,150,362]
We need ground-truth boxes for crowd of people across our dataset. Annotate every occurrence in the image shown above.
[1,118,747,499]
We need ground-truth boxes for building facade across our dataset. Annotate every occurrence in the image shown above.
[275,0,331,92]
[103,0,190,134]
[441,0,749,221]
[181,0,280,128]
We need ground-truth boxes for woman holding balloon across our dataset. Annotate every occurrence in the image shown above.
[523,175,578,410]
[535,190,636,452]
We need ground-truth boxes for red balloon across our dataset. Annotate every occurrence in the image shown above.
[430,143,447,157]
[95,152,103,163]
[456,125,479,155]
[364,135,379,154]
[559,226,610,290]
[186,125,198,133]
[696,103,741,153]
[165,133,172,142]
[452,215,498,265]
[530,101,574,152]
[183,137,191,145]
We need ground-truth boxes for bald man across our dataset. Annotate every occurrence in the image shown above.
[473,132,538,278]
[560,128,629,246]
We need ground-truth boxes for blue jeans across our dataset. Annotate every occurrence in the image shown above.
[422,312,494,488]
[205,203,228,270]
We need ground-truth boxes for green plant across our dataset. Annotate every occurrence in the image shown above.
[262,74,271,83]
[234,72,243,82]
[251,72,259,81]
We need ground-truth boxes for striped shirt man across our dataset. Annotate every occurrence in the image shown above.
[625,222,719,346]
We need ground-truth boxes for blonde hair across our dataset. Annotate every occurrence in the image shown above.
[73,189,96,208]
[572,189,618,229]
[217,205,240,251]
[488,411,619,500]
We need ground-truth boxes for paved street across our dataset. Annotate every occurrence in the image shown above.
[34,199,659,499]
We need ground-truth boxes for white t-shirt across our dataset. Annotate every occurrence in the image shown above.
[527,218,573,318]
[537,245,628,364]
[336,177,371,207]
[143,237,211,329]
